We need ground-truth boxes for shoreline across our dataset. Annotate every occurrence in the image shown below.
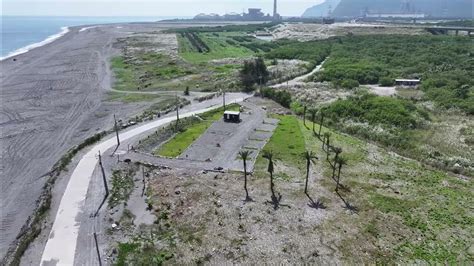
[0,26,70,61]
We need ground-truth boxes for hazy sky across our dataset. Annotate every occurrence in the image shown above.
[2,0,324,17]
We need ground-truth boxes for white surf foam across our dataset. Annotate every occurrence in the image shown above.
[79,26,99,32]
[0,26,70,61]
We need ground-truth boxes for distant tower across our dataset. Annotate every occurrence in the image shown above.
[401,0,412,13]
[328,4,333,17]
[441,0,448,18]
[273,0,278,19]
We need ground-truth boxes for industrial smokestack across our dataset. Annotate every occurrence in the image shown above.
[273,0,277,18]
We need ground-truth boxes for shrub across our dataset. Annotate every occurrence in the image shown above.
[380,77,395,87]
[341,79,360,89]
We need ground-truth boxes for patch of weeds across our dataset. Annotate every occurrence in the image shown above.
[109,167,138,208]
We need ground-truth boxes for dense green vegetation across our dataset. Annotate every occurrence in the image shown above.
[324,93,428,129]
[309,35,473,113]
[265,39,331,67]
[434,19,474,27]
[259,87,292,108]
[166,23,279,34]
[239,57,269,91]
[177,32,272,63]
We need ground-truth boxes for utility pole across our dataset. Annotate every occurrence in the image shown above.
[94,151,109,217]
[175,92,180,131]
[114,114,120,146]
[223,89,226,111]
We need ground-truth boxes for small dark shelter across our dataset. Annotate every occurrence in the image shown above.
[395,79,421,87]
[224,111,240,123]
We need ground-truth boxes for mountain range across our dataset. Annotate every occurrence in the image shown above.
[302,0,474,18]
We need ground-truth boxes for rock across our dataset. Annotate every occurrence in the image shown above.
[175,190,181,195]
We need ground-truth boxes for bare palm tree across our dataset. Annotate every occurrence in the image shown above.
[335,156,347,192]
[263,150,275,197]
[322,132,331,151]
[303,151,318,195]
[318,110,325,137]
[325,133,332,160]
[332,147,342,179]
[303,105,307,127]
[309,108,318,135]
[239,150,252,201]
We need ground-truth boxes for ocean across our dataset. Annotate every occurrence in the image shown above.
[0,16,185,60]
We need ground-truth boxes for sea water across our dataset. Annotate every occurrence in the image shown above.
[0,16,184,60]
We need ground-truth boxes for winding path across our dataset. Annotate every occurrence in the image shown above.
[40,93,250,265]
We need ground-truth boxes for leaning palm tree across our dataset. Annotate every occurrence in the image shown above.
[263,150,275,197]
[335,156,347,192]
[332,147,342,179]
[238,150,252,201]
[309,108,318,135]
[303,151,318,195]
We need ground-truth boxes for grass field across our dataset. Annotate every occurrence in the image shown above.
[177,32,265,63]
[107,91,164,103]
[111,53,194,92]
[254,115,306,180]
[254,114,474,263]
[155,104,240,157]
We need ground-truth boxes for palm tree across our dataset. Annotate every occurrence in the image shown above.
[303,151,318,195]
[309,108,318,135]
[325,133,332,160]
[239,150,252,201]
[263,150,275,197]
[322,132,331,151]
[318,110,325,137]
[335,156,347,192]
[332,147,342,180]
[303,105,307,127]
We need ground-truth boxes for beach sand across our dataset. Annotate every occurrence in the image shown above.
[0,22,177,260]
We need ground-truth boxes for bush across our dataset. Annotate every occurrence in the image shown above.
[324,93,426,129]
[341,79,360,89]
[260,87,292,108]
[380,77,395,87]
[239,57,269,91]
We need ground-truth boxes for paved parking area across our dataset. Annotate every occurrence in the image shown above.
[178,100,278,171]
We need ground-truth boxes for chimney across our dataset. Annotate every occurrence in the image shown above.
[273,0,278,18]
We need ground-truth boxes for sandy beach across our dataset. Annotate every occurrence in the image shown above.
[0,22,181,261]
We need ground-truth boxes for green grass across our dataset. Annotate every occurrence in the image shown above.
[257,114,473,263]
[107,91,163,103]
[155,104,240,157]
[178,32,260,63]
[301,115,472,263]
[254,115,306,180]
[111,53,194,92]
